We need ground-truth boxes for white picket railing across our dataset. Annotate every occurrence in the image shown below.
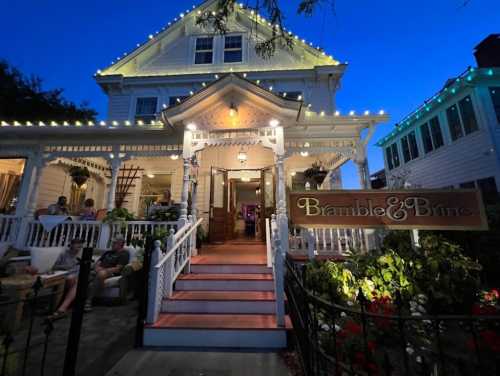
[269,214,286,327]
[24,220,103,248]
[289,226,367,257]
[0,215,21,243]
[147,216,203,324]
[110,221,179,247]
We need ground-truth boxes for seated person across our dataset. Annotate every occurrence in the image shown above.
[48,239,84,317]
[148,189,180,220]
[48,196,69,215]
[84,236,130,312]
[80,198,96,220]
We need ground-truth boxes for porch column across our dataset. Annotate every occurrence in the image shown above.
[27,158,48,216]
[355,158,371,190]
[274,126,289,255]
[107,158,122,211]
[15,156,36,217]
[180,130,193,226]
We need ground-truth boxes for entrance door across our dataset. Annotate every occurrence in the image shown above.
[260,167,275,241]
[209,167,228,243]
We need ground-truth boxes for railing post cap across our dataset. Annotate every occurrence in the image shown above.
[154,239,162,248]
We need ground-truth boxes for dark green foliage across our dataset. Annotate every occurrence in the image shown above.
[0,60,96,122]
[69,166,90,178]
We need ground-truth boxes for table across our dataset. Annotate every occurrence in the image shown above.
[38,215,80,232]
[0,272,67,331]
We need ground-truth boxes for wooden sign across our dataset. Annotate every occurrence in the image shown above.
[288,190,488,231]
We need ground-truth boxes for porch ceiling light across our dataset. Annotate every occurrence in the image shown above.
[300,151,309,157]
[229,103,238,118]
[170,154,179,160]
[237,149,248,164]
[269,119,280,128]
[147,174,155,179]
[186,123,197,131]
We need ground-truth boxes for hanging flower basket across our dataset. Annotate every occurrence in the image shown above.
[304,162,328,186]
[69,166,91,187]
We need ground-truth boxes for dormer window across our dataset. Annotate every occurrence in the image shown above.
[224,35,242,63]
[135,97,157,123]
[195,37,214,64]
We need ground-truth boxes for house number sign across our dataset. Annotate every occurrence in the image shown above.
[289,190,488,231]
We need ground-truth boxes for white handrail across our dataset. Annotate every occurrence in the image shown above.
[155,218,203,269]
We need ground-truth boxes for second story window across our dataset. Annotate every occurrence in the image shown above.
[135,97,157,123]
[195,37,214,65]
[224,35,242,63]
[446,96,478,141]
[386,142,400,170]
[458,96,478,135]
[401,131,419,163]
[420,116,444,154]
[489,87,500,124]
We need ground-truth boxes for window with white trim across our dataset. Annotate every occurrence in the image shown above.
[195,37,214,65]
[489,87,500,124]
[224,35,243,63]
[135,97,157,123]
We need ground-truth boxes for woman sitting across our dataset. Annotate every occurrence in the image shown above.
[80,198,96,220]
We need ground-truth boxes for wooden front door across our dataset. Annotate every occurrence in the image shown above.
[209,167,228,243]
[260,166,276,241]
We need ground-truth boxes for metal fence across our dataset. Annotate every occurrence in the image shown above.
[285,255,500,376]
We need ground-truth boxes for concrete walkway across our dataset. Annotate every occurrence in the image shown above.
[105,349,292,376]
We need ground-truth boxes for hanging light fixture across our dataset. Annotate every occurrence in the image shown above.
[237,148,248,164]
[229,102,238,118]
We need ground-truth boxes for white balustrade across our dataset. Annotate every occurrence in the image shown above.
[110,221,179,247]
[147,216,203,324]
[289,226,367,258]
[0,215,21,243]
[24,220,103,248]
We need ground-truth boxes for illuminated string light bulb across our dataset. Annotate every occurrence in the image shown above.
[186,123,197,131]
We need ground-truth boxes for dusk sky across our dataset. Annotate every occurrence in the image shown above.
[1,0,499,187]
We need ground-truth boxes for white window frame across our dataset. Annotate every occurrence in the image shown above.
[134,97,158,123]
[194,36,214,65]
[223,34,244,64]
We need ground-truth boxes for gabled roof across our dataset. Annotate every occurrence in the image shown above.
[161,73,302,127]
[96,0,339,77]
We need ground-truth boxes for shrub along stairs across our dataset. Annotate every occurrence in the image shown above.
[143,243,292,348]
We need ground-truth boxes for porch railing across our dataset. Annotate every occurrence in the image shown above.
[269,214,286,327]
[0,215,21,243]
[110,221,179,247]
[290,226,367,257]
[146,216,203,324]
[25,220,102,248]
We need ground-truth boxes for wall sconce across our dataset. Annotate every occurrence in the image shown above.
[229,102,238,118]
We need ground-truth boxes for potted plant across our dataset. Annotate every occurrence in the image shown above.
[304,161,328,187]
[69,166,91,187]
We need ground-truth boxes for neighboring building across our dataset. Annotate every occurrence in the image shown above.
[377,34,500,204]
[370,169,387,189]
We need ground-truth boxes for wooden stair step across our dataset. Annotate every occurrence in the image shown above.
[149,313,292,330]
[178,273,273,281]
[169,291,276,301]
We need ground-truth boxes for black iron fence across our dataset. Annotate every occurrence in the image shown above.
[0,248,93,376]
[285,255,500,376]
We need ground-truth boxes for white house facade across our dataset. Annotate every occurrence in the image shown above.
[0,0,388,348]
[378,35,500,204]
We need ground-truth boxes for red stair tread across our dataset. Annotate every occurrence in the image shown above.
[191,258,268,266]
[169,291,276,301]
[150,314,292,330]
[178,273,273,281]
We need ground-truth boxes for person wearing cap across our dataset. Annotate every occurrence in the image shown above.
[84,236,130,312]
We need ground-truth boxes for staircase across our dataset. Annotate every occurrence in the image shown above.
[143,243,291,349]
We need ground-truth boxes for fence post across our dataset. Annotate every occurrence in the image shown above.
[135,235,152,347]
[15,216,31,249]
[63,247,93,376]
[273,228,285,327]
[186,215,193,274]
[307,228,315,260]
[145,241,162,324]
[97,223,111,250]
[164,229,176,298]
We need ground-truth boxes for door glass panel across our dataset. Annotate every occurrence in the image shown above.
[264,169,274,207]
[213,170,225,208]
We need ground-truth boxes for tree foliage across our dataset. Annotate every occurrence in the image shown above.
[0,60,96,122]
[196,0,335,59]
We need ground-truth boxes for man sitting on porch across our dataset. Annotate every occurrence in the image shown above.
[84,236,130,312]
[47,196,69,215]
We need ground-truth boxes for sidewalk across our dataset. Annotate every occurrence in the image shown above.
[105,349,292,376]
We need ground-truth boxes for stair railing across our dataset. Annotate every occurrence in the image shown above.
[146,215,203,324]
[270,214,286,327]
